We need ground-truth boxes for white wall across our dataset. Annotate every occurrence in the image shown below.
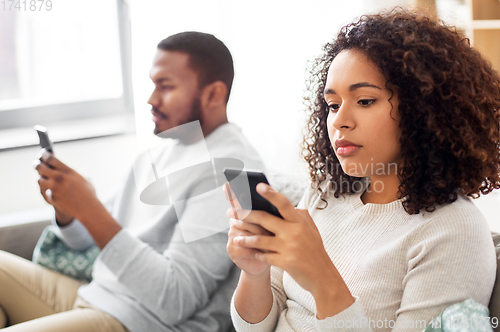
[129,0,371,179]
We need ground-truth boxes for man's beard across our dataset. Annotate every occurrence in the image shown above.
[154,97,204,143]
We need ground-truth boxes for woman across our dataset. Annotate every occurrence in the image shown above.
[226,9,500,332]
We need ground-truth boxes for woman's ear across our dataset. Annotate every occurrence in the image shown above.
[201,81,228,110]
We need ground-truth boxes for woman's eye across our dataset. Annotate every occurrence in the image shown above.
[359,99,375,106]
[161,86,174,91]
[327,104,340,112]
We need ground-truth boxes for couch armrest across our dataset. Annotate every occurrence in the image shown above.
[0,207,53,260]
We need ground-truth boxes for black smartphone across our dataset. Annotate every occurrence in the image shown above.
[223,168,282,218]
[34,125,54,154]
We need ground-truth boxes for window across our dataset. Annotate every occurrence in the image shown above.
[0,0,133,131]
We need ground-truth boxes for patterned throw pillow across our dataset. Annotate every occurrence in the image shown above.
[424,299,494,332]
[32,226,99,282]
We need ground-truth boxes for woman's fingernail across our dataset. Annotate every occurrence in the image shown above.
[258,183,274,193]
[32,159,41,168]
[45,189,52,200]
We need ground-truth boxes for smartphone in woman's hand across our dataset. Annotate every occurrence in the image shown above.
[223,169,282,218]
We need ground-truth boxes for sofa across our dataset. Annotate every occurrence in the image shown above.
[489,233,500,331]
[1,199,499,331]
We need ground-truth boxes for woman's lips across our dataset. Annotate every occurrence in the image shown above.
[335,139,361,156]
[336,145,361,156]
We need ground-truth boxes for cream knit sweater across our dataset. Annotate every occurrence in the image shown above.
[231,185,496,332]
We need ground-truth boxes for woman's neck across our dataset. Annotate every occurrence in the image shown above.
[361,173,401,205]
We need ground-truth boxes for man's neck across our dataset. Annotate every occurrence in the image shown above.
[201,117,229,138]
[178,115,228,145]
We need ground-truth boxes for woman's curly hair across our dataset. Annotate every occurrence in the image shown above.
[302,8,500,214]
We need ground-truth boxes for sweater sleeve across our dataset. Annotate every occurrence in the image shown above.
[231,266,288,331]
[97,175,235,325]
[51,216,95,250]
[315,205,496,332]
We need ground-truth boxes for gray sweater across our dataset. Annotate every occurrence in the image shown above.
[55,123,264,332]
[231,183,496,331]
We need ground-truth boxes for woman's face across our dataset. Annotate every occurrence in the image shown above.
[324,49,402,178]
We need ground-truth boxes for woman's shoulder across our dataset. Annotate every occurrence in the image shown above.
[412,195,494,249]
[420,195,487,227]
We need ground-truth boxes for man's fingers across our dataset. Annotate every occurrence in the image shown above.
[37,177,54,204]
[37,176,51,192]
[256,183,297,221]
[45,189,53,202]
[38,149,68,171]
[35,160,58,179]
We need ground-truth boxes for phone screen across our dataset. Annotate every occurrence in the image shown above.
[224,169,282,218]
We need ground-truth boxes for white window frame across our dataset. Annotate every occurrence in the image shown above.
[0,0,134,142]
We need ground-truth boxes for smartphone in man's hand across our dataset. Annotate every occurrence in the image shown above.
[34,125,54,154]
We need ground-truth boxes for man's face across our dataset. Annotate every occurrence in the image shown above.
[148,50,203,136]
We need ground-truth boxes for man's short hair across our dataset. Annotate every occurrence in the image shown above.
[157,31,234,102]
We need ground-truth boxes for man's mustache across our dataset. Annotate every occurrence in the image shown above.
[151,108,167,118]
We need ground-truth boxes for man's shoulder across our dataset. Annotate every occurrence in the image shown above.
[206,123,265,169]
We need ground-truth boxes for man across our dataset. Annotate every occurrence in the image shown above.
[0,32,264,331]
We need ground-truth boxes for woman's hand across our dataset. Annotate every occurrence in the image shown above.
[225,183,273,277]
[227,216,273,277]
[232,182,354,318]
[224,183,275,324]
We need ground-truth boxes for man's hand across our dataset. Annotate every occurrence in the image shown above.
[54,208,74,227]
[34,149,121,249]
[35,150,97,222]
